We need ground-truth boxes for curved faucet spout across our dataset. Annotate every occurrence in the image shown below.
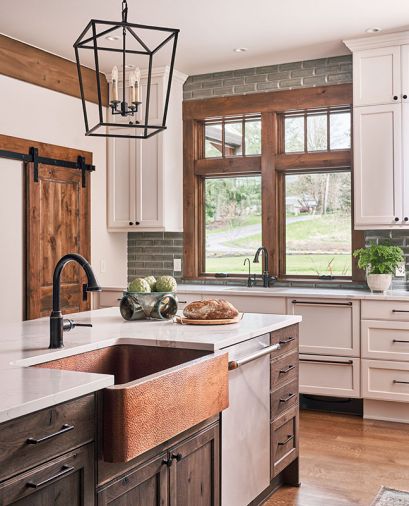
[50,253,101,348]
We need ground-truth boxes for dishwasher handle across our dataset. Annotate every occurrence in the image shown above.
[228,343,281,370]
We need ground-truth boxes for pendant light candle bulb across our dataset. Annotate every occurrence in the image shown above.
[129,72,137,104]
[111,65,119,102]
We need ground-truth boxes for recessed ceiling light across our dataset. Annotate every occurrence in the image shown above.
[233,48,248,53]
[105,35,120,41]
[365,27,382,33]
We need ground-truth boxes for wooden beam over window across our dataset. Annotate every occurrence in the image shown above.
[183,84,352,120]
[0,34,108,106]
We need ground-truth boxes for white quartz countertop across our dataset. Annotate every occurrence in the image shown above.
[0,307,300,423]
[175,284,409,301]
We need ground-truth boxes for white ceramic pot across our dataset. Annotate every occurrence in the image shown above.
[367,273,392,293]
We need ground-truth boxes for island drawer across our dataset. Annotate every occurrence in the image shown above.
[362,359,409,402]
[271,351,298,389]
[270,325,299,358]
[361,300,409,321]
[0,394,95,482]
[362,320,409,361]
[271,378,298,420]
[299,354,360,398]
[271,406,298,478]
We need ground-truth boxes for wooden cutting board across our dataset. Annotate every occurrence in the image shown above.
[174,313,243,325]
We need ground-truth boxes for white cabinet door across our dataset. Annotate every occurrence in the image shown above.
[287,298,360,356]
[353,46,401,106]
[107,132,136,229]
[402,102,409,221]
[401,44,409,99]
[353,104,403,228]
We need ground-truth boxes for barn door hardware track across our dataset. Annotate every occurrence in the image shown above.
[0,147,95,188]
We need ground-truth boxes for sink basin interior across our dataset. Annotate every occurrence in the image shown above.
[34,344,211,385]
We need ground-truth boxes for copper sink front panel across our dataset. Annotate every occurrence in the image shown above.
[35,344,229,463]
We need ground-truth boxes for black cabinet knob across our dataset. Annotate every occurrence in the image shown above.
[129,221,134,226]
[393,95,399,100]
[172,453,183,462]
[404,95,408,99]
[395,217,400,222]
[404,217,409,222]
[135,221,140,225]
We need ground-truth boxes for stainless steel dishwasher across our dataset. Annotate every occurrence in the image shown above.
[221,334,280,506]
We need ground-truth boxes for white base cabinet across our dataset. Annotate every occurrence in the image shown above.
[107,67,187,232]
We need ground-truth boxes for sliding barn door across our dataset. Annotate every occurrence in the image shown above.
[26,163,91,319]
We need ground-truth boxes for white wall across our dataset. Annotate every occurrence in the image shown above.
[0,75,127,321]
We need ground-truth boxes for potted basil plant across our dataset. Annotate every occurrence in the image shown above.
[353,244,404,293]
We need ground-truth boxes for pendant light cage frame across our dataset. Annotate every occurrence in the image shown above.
[73,3,179,139]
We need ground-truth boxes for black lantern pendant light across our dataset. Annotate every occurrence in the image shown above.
[74,0,179,139]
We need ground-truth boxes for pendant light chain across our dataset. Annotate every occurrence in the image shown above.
[122,0,128,23]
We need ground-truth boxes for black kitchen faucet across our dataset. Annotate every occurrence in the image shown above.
[49,253,101,348]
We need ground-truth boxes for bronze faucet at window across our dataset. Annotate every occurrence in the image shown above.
[253,247,277,288]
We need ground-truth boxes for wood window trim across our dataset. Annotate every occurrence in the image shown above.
[183,83,365,282]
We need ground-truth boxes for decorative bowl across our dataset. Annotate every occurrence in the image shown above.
[120,291,178,321]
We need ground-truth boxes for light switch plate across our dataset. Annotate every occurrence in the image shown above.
[395,262,406,278]
[173,258,182,272]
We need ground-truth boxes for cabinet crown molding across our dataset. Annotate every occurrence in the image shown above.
[344,30,409,52]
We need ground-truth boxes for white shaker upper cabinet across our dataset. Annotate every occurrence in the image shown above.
[352,46,401,106]
[353,104,402,229]
[107,67,187,232]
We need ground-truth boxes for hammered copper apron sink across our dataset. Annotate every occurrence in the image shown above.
[35,344,229,462]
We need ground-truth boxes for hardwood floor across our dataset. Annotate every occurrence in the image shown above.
[265,410,409,505]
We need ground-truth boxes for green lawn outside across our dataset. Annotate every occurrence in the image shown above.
[206,254,351,276]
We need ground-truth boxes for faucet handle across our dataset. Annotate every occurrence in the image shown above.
[62,319,93,332]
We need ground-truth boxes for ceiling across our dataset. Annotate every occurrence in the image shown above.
[1,0,409,76]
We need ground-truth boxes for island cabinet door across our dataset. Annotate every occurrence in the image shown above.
[97,453,168,506]
[287,298,360,357]
[0,444,94,506]
[168,423,220,506]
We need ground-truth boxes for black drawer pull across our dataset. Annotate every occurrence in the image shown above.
[279,336,295,345]
[392,310,409,313]
[291,300,352,307]
[393,380,409,385]
[300,358,353,365]
[26,424,74,444]
[279,364,295,374]
[27,465,74,488]
[393,339,409,344]
[278,434,294,446]
[178,301,188,304]
[279,392,296,403]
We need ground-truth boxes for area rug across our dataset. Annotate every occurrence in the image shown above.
[371,487,409,505]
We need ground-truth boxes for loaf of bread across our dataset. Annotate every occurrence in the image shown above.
[183,299,239,320]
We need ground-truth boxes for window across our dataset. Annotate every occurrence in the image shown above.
[183,84,363,281]
[284,171,352,277]
[284,108,351,153]
[204,116,261,158]
[204,176,262,274]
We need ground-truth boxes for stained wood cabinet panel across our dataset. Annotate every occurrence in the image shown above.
[287,298,360,356]
[97,453,168,506]
[0,444,94,506]
[0,395,95,482]
[169,423,220,506]
[98,421,220,506]
[352,46,401,106]
[353,104,402,228]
